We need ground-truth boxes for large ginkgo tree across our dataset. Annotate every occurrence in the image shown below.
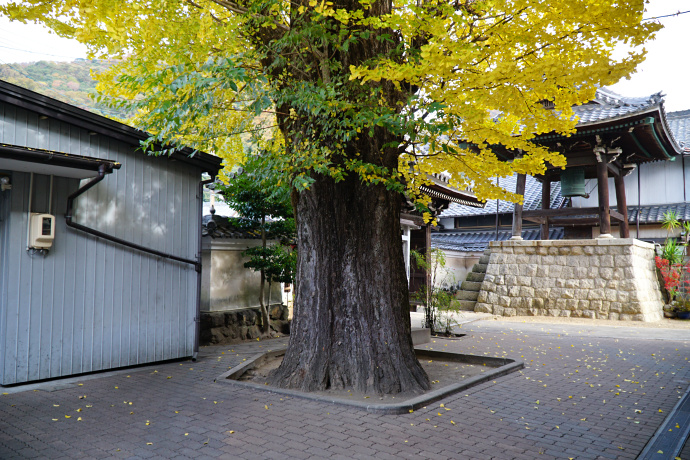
[2,0,659,394]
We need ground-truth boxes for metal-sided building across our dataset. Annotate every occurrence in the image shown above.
[0,80,222,385]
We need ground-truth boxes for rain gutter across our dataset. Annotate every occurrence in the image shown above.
[65,164,200,268]
[65,166,214,361]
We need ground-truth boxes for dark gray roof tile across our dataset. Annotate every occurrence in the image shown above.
[625,203,690,224]
[573,88,662,125]
[667,110,690,150]
[440,175,568,218]
[202,215,263,239]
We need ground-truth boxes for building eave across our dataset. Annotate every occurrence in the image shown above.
[0,143,121,179]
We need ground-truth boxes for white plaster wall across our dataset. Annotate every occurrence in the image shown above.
[201,238,282,312]
[571,159,686,209]
[441,250,481,286]
[592,224,670,240]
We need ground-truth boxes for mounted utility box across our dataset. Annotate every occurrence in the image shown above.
[29,213,55,249]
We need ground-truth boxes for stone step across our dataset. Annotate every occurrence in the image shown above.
[452,300,477,311]
[411,327,431,346]
[478,255,491,264]
[455,290,479,301]
[466,272,486,283]
[460,280,483,292]
[472,263,488,273]
[483,248,492,256]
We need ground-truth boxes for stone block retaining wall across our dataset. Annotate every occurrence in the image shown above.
[475,239,663,321]
[200,304,290,345]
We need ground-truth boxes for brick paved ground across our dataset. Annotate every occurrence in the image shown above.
[0,320,688,460]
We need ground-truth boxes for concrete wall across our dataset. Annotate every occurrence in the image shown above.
[441,250,481,286]
[200,238,282,312]
[475,239,664,321]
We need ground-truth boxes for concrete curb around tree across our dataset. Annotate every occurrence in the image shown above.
[215,347,524,414]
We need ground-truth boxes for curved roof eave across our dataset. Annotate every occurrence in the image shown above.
[562,103,683,160]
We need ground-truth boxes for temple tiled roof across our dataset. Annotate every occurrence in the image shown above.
[666,110,690,151]
[432,227,565,253]
[441,89,690,221]
[440,174,568,218]
[573,88,664,125]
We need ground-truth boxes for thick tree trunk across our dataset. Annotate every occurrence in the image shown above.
[268,172,430,395]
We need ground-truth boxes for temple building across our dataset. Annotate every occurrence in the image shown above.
[435,88,689,281]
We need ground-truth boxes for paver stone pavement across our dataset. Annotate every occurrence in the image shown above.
[0,319,688,459]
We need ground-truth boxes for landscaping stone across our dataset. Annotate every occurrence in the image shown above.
[472,263,488,273]
[218,347,523,414]
[466,272,486,282]
[455,290,479,301]
[200,304,290,345]
[460,280,482,291]
[451,300,477,311]
[475,238,664,321]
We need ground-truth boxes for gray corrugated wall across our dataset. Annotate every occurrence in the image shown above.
[0,179,11,380]
[0,101,201,384]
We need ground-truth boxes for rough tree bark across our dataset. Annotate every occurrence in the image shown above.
[268,151,430,394]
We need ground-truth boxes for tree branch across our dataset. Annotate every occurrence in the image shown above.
[209,0,290,32]
[185,0,224,24]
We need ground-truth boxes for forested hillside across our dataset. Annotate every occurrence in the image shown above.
[0,59,131,119]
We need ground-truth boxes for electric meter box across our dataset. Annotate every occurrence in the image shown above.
[29,213,55,249]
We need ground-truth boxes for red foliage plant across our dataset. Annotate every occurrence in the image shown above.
[655,256,690,302]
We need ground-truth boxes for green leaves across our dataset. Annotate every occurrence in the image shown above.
[104,56,266,157]
[243,245,296,284]
[218,153,293,224]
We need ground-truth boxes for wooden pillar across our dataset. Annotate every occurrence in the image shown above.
[541,179,550,240]
[596,159,611,236]
[614,174,630,238]
[511,173,526,240]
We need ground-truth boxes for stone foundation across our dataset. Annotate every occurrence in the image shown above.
[475,239,664,321]
[200,304,290,345]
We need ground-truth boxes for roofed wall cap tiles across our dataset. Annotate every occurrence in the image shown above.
[625,202,690,224]
[431,227,565,252]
